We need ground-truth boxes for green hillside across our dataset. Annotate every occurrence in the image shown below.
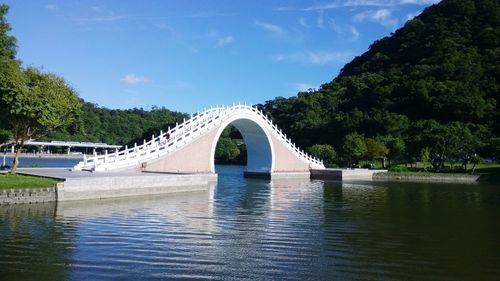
[259,0,500,167]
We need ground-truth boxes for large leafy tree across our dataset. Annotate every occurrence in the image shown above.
[0,64,82,173]
[364,138,389,167]
[0,4,16,60]
[307,144,336,165]
[342,133,367,166]
[0,4,17,138]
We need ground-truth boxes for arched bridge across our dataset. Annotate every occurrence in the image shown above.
[73,104,325,177]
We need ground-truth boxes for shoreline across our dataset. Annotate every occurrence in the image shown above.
[1,153,84,160]
[373,172,500,183]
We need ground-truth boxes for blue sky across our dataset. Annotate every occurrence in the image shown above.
[4,0,439,114]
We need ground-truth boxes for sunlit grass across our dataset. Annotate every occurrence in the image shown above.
[0,173,59,189]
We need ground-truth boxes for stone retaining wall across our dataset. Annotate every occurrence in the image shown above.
[373,172,480,183]
[0,187,57,204]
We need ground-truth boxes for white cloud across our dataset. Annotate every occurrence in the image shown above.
[254,20,286,36]
[299,17,309,28]
[45,4,57,10]
[350,25,360,39]
[120,74,150,85]
[156,23,176,35]
[354,8,398,28]
[74,15,125,23]
[217,36,234,47]
[207,30,234,48]
[275,51,353,64]
[277,0,440,11]
[405,11,420,21]
[296,83,318,92]
[328,19,342,34]
[317,10,325,28]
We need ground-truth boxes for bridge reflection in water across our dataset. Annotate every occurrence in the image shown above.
[1,165,499,280]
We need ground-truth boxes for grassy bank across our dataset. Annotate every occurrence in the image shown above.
[0,173,59,189]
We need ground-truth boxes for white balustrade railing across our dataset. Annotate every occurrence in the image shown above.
[74,104,324,171]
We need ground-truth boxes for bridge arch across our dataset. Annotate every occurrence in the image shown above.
[210,113,275,173]
[73,104,325,175]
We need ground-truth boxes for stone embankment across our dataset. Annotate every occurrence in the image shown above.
[0,186,57,204]
[373,172,480,183]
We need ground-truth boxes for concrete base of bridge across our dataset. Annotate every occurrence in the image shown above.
[243,171,311,180]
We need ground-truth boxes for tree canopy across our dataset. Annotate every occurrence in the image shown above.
[0,4,16,60]
[258,0,500,167]
[0,64,82,172]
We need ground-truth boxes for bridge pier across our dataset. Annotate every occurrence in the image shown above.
[243,171,311,180]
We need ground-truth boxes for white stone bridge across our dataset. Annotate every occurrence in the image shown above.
[73,104,325,178]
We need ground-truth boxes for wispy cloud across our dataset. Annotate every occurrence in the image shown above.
[405,11,420,21]
[275,51,353,64]
[217,36,234,47]
[326,19,361,40]
[354,8,398,28]
[277,0,440,11]
[254,20,286,36]
[75,15,126,23]
[73,5,126,23]
[120,74,150,85]
[317,10,325,28]
[45,4,57,10]
[296,83,318,92]
[207,30,235,48]
[328,19,342,34]
[180,11,237,19]
[349,25,360,39]
[299,17,309,28]
[156,23,176,36]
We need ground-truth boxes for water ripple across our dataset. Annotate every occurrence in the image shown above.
[1,166,500,280]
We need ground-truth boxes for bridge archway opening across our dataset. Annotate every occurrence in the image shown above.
[211,117,274,175]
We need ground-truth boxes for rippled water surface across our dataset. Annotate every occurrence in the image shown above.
[1,165,500,280]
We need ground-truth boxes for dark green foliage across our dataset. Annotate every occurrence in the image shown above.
[259,0,500,166]
[0,128,10,144]
[307,144,336,165]
[0,64,82,173]
[215,138,240,163]
[489,137,500,162]
[43,102,188,146]
[0,4,16,60]
[342,133,367,165]
[364,138,389,161]
[214,125,246,164]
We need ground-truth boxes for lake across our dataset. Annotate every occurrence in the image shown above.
[1,155,80,168]
[1,164,499,280]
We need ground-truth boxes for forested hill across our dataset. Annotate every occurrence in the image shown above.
[44,101,188,146]
[259,0,500,163]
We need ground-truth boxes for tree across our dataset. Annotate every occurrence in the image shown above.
[365,138,389,167]
[215,138,240,163]
[0,4,17,60]
[0,65,82,173]
[491,138,500,163]
[380,136,405,164]
[307,144,336,165]
[259,0,500,167]
[420,147,431,170]
[342,133,367,166]
[0,4,17,137]
[0,128,10,145]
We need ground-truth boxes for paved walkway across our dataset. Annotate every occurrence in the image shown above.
[17,168,202,180]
